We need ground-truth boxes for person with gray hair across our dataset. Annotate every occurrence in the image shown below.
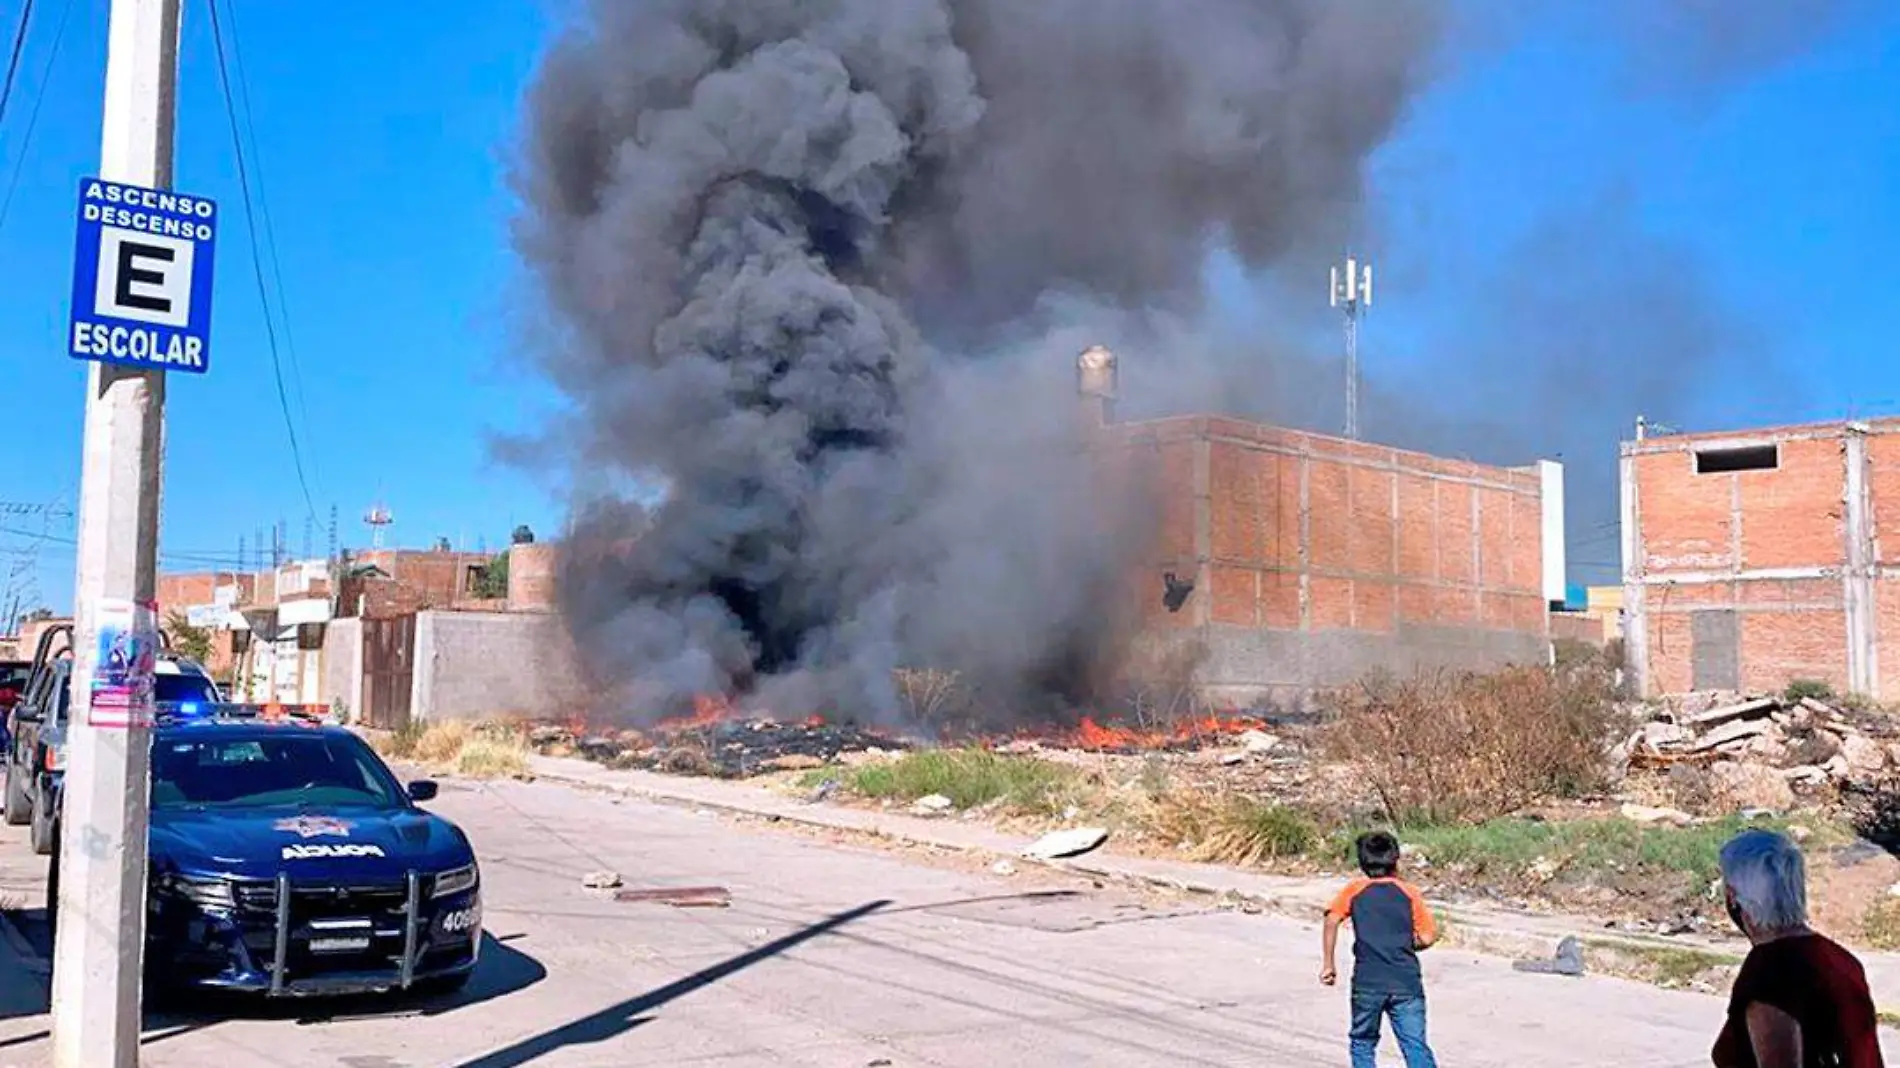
[1712,829,1883,1067]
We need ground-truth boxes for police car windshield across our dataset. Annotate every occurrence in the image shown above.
[154,674,218,705]
[152,734,404,810]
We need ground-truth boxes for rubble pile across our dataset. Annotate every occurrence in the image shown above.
[530,719,909,779]
[1621,693,1898,811]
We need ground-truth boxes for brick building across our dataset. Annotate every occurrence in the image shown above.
[337,549,505,620]
[1103,413,1565,703]
[1621,417,1900,700]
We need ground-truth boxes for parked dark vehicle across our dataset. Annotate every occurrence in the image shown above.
[49,706,481,998]
[5,624,221,854]
[0,659,27,753]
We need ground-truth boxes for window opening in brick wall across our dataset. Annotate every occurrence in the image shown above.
[296,623,327,651]
[1694,444,1779,474]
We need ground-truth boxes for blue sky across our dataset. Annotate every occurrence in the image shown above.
[2,2,1897,610]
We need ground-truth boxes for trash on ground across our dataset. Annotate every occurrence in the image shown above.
[1512,935,1585,978]
[614,885,733,908]
[1022,827,1109,860]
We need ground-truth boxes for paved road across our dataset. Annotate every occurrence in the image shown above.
[0,774,1890,1066]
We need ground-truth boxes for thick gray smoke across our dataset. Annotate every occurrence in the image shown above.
[514,0,1439,721]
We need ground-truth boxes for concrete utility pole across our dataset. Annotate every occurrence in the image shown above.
[51,0,180,1064]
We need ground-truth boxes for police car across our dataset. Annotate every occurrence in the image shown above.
[54,707,483,998]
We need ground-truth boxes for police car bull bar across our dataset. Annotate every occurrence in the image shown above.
[268,869,421,996]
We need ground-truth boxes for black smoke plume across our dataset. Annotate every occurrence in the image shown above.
[513,0,1439,722]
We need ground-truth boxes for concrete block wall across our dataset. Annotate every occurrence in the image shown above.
[1623,418,1900,700]
[322,616,364,715]
[1550,612,1607,646]
[409,610,587,721]
[1104,416,1552,701]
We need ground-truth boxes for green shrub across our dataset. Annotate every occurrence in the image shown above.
[837,749,1081,813]
[1784,678,1836,702]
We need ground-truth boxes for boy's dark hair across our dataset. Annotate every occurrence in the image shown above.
[1356,831,1402,878]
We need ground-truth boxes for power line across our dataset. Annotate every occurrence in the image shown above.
[204,0,318,526]
[219,0,317,480]
[0,524,249,569]
[0,0,32,136]
[0,0,71,235]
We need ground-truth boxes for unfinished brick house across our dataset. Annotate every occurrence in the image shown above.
[1095,408,1565,705]
[1621,417,1900,700]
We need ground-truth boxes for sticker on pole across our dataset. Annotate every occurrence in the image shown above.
[68,178,217,374]
[90,598,159,728]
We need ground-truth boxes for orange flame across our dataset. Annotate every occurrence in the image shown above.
[1041,712,1263,752]
[650,693,740,732]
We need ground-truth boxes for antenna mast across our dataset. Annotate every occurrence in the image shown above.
[364,503,393,551]
[1330,254,1373,440]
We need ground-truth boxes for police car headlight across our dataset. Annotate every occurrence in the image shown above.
[160,874,234,909]
[431,864,478,899]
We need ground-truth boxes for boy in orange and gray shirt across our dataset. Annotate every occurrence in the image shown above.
[1320,831,1440,1068]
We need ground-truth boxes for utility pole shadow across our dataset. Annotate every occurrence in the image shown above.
[452,899,891,1068]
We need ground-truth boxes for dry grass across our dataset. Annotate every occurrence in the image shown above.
[892,668,968,725]
[1584,939,1739,990]
[1145,792,1317,866]
[1321,663,1621,826]
[1863,898,1900,952]
[372,719,531,780]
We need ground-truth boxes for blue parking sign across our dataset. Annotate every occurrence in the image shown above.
[68,177,217,374]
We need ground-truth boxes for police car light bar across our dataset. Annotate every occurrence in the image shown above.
[152,702,316,724]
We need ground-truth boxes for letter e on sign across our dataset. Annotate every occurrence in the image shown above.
[94,227,193,328]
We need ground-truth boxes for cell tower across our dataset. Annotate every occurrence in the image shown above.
[364,503,394,550]
[1329,254,1373,440]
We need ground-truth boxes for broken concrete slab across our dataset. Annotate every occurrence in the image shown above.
[1685,697,1779,729]
[1783,765,1829,786]
[1690,718,1772,753]
[1799,697,1842,719]
[1709,762,1794,813]
[1843,734,1889,777]
[1022,827,1109,860]
[1641,722,1692,748]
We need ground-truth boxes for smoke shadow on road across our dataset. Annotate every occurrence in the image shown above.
[450,899,893,1068]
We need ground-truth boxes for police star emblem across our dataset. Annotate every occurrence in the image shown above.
[273,815,353,839]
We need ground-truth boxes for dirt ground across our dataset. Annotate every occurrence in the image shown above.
[521,695,1900,951]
